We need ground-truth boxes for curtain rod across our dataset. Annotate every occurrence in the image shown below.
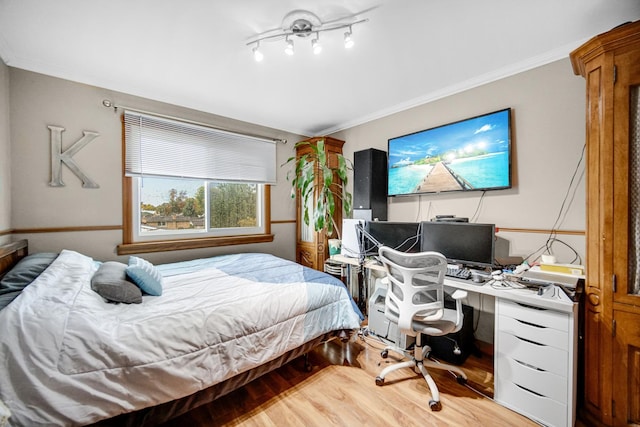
[101,99,287,144]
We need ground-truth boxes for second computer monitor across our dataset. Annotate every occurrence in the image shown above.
[420,221,495,268]
[365,221,421,254]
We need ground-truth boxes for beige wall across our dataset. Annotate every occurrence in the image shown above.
[0,58,10,245]
[9,68,302,264]
[7,58,587,270]
[333,58,586,265]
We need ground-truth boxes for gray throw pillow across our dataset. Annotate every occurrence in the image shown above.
[91,261,142,304]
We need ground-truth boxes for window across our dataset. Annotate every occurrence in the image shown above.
[134,177,264,240]
[118,111,276,254]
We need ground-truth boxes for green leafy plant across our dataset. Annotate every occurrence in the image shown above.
[283,139,352,238]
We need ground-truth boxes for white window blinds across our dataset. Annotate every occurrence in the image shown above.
[123,111,277,184]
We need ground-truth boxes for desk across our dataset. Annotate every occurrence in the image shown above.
[448,276,578,427]
[333,254,578,427]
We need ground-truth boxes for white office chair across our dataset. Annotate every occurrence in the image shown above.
[375,246,468,411]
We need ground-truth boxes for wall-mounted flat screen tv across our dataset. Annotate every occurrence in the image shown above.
[387,108,512,197]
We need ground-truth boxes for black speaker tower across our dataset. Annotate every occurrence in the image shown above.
[353,148,388,221]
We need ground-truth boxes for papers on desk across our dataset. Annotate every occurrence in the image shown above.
[521,266,584,289]
[539,262,585,276]
[514,267,584,302]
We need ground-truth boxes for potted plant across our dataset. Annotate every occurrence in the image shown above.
[283,138,353,243]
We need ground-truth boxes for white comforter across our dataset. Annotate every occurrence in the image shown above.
[0,250,362,426]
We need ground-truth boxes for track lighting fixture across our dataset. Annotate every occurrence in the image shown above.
[252,43,264,62]
[247,9,367,62]
[344,26,354,49]
[311,34,322,55]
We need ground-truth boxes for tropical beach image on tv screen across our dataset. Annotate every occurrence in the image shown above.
[387,108,512,197]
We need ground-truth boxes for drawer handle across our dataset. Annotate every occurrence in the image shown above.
[515,302,547,311]
[514,358,546,372]
[515,335,545,346]
[515,319,545,329]
[515,383,546,398]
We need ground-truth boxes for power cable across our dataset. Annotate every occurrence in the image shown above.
[470,191,486,223]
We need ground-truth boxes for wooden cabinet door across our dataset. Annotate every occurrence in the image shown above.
[294,137,344,271]
[611,47,640,427]
[613,48,640,307]
[579,50,614,422]
[612,308,640,425]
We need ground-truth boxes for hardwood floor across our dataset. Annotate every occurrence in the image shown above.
[161,334,539,426]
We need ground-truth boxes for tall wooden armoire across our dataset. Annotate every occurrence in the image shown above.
[570,20,640,426]
[295,137,345,271]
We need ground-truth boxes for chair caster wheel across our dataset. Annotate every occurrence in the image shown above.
[456,376,467,385]
[381,349,388,358]
[375,376,385,386]
[429,400,442,411]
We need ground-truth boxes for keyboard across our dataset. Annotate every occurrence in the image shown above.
[446,266,472,280]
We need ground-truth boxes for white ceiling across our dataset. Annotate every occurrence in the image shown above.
[1,1,639,136]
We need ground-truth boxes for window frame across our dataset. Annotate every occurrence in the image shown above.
[118,177,272,255]
[117,114,274,255]
[132,177,266,240]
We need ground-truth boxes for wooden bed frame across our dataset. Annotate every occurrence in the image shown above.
[0,239,28,279]
[0,239,350,426]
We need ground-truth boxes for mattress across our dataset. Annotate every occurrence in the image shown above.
[0,250,362,426]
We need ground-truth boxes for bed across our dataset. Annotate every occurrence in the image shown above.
[0,240,363,426]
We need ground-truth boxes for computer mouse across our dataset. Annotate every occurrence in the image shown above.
[472,274,485,284]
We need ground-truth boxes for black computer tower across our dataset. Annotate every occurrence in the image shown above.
[423,301,475,365]
[353,148,387,221]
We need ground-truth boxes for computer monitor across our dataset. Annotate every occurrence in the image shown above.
[364,221,421,255]
[341,218,365,257]
[420,221,495,268]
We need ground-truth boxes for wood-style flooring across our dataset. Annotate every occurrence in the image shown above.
[160,334,541,426]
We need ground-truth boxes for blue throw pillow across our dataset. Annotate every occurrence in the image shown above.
[126,256,163,296]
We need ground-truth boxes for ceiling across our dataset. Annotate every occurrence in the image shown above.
[1,1,639,137]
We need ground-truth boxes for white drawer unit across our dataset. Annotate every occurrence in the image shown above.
[494,299,578,427]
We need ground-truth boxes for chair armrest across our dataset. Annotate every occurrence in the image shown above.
[450,289,468,331]
[450,289,468,300]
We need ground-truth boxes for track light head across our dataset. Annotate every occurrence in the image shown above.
[284,37,294,55]
[312,34,322,55]
[344,27,354,49]
[253,44,264,62]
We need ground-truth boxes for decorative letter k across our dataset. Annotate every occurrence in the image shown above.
[48,125,99,188]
